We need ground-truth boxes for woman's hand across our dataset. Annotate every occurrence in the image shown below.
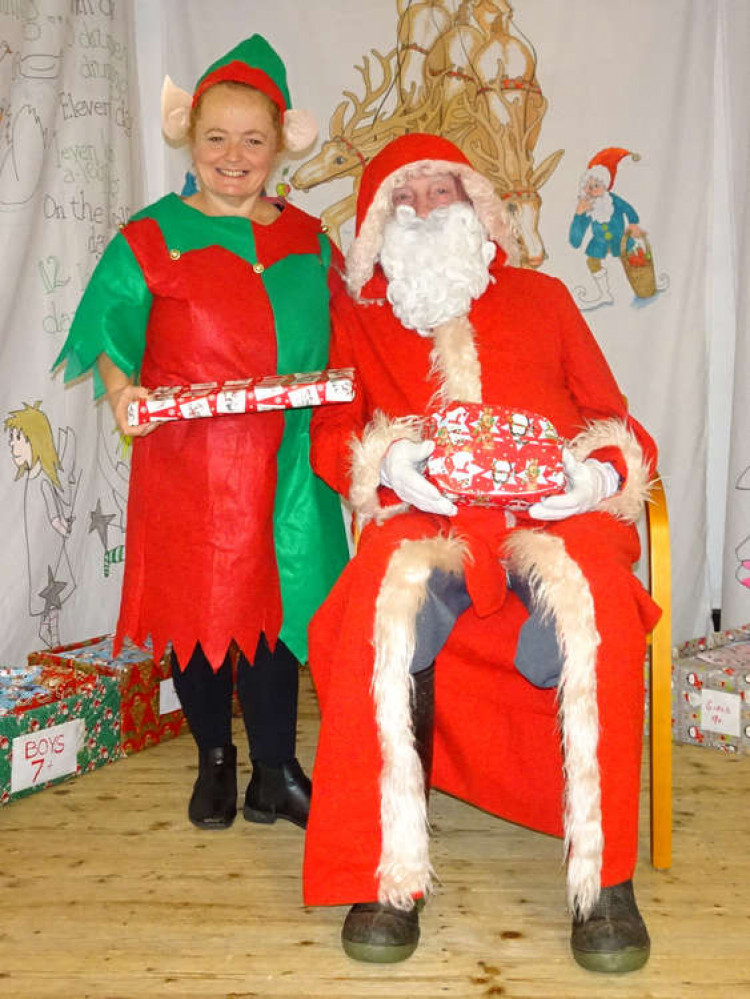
[110,383,159,438]
[97,354,160,438]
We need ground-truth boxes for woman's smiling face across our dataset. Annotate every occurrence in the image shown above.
[190,83,279,210]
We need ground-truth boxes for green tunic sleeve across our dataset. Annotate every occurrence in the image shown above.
[53,232,153,397]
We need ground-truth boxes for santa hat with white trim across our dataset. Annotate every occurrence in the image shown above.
[346,132,520,301]
[161,34,317,153]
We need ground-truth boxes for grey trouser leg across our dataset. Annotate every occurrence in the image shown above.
[410,570,472,674]
[508,573,563,689]
[409,569,564,689]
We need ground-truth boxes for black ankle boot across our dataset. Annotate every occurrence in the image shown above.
[243,758,311,828]
[189,744,237,829]
[342,901,420,963]
[571,879,650,973]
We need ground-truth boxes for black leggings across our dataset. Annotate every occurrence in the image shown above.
[171,633,299,765]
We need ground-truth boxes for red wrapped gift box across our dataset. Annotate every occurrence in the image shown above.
[28,636,186,755]
[127,367,355,427]
[425,403,566,509]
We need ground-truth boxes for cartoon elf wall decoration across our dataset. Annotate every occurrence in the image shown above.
[569,147,667,309]
[5,401,79,646]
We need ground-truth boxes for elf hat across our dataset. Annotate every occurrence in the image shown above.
[586,147,640,189]
[161,34,317,152]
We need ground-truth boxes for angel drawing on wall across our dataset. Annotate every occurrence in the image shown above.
[5,401,80,646]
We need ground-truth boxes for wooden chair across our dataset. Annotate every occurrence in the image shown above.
[645,476,672,870]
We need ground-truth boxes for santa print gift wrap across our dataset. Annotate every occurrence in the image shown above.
[55,195,350,670]
[127,368,355,426]
[425,403,566,508]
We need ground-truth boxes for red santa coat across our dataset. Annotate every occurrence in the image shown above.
[303,134,661,918]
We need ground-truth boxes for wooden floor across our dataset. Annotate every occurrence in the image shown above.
[1,669,749,999]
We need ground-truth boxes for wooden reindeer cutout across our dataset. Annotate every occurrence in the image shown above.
[291,0,563,263]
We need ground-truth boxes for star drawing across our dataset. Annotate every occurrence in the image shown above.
[38,565,67,613]
[89,498,116,549]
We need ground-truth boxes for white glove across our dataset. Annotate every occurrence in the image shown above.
[380,439,458,516]
[528,449,620,521]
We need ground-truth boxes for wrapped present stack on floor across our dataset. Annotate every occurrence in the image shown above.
[0,663,122,806]
[28,636,186,755]
[127,367,355,427]
[672,624,750,754]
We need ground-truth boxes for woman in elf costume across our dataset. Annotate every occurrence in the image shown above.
[55,36,348,832]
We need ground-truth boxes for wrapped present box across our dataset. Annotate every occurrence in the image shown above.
[425,403,566,509]
[0,670,122,806]
[672,625,750,754]
[127,367,355,427]
[0,662,99,715]
[28,636,186,755]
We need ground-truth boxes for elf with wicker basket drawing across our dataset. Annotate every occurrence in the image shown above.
[570,147,656,308]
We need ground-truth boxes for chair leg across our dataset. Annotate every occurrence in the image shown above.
[647,477,672,871]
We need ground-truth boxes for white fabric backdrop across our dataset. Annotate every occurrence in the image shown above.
[4,0,743,665]
[0,0,141,662]
[720,0,750,628]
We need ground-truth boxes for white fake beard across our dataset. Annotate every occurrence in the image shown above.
[379,201,496,337]
[588,190,614,223]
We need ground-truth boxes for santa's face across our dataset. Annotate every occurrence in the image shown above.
[510,413,529,438]
[379,199,497,334]
[493,459,511,484]
[391,172,466,219]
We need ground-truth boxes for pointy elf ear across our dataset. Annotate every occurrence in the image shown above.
[282,108,318,153]
[161,75,192,144]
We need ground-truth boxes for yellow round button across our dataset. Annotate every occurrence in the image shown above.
[253,262,265,274]
[169,249,181,260]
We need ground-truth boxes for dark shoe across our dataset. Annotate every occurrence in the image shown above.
[571,879,650,973]
[188,745,237,829]
[243,758,311,829]
[342,901,420,963]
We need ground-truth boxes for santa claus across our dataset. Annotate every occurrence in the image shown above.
[304,133,660,973]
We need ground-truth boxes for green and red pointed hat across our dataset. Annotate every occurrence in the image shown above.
[162,34,317,152]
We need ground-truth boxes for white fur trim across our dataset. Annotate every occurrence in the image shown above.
[161,75,192,145]
[346,159,520,300]
[349,411,424,524]
[503,529,603,918]
[568,419,652,524]
[430,316,482,404]
[282,109,318,153]
[372,534,468,908]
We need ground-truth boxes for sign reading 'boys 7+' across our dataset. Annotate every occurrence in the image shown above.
[10,720,83,794]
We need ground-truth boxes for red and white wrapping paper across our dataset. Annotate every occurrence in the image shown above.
[127,368,355,427]
[425,403,566,509]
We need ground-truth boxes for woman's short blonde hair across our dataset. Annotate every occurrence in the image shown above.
[188,81,284,151]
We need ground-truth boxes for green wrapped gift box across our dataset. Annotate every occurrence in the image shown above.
[0,673,123,806]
